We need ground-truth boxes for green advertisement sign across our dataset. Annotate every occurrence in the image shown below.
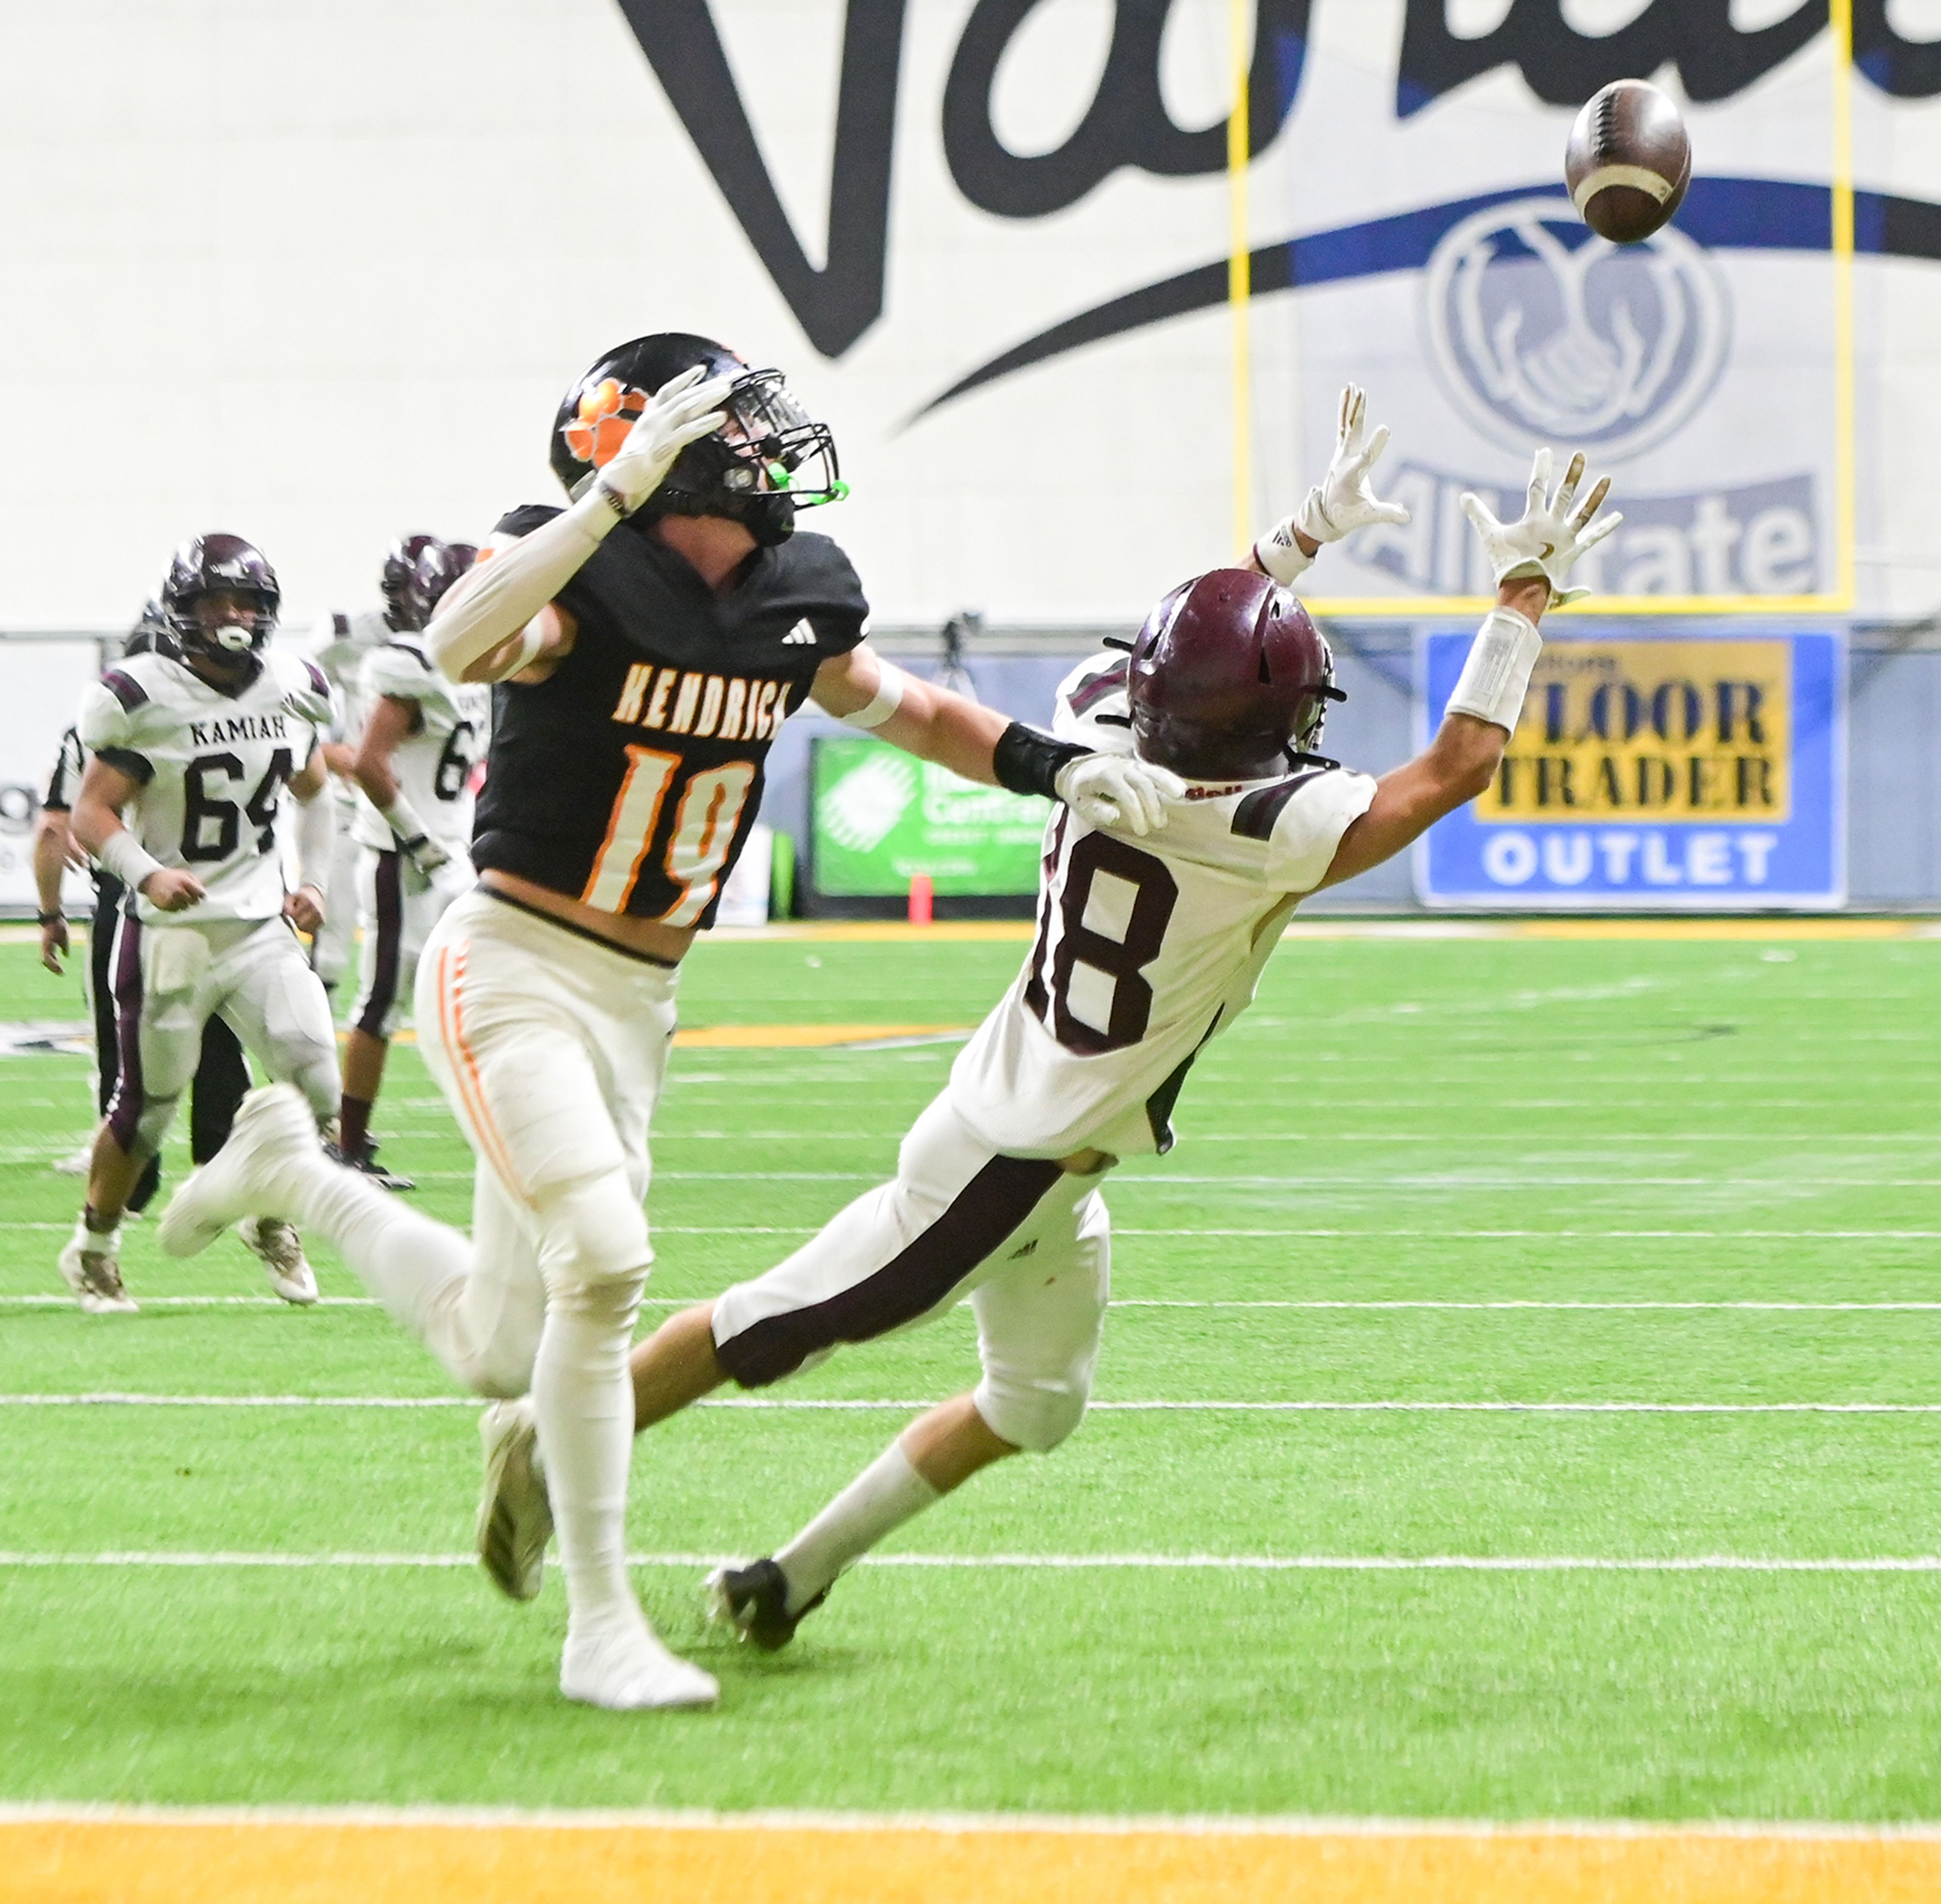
[810,737,1050,896]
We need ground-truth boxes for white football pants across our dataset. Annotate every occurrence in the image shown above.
[302,886,674,1637]
[105,913,338,1158]
[308,792,361,993]
[349,845,470,1041]
[711,1092,1112,1453]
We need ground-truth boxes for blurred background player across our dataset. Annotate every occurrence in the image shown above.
[60,534,341,1313]
[155,333,1181,1712]
[333,537,489,1187]
[34,603,251,1213]
[308,533,449,1004]
[474,412,1622,1652]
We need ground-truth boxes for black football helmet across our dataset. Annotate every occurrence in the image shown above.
[161,534,281,660]
[414,538,472,618]
[550,332,844,547]
[381,533,445,631]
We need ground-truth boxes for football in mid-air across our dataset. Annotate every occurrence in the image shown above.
[1565,78,1692,244]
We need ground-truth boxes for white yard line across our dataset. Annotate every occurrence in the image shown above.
[5,1393,1939,1415]
[7,1225,1940,1244]
[3,1550,1939,1576]
[6,1294,1940,1313]
[1111,1228,1941,1240]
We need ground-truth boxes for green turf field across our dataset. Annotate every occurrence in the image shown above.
[4,926,1940,1821]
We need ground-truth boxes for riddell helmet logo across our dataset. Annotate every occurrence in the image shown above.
[564,379,651,468]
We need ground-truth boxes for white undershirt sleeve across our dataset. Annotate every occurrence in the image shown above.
[424,485,625,684]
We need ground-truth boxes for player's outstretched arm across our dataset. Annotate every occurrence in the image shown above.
[810,644,1185,837]
[1251,383,1412,587]
[71,756,204,913]
[427,369,732,685]
[1316,448,1620,891]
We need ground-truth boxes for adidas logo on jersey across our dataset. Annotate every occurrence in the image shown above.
[782,620,818,646]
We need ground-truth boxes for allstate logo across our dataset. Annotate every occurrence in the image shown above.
[1422,196,1729,462]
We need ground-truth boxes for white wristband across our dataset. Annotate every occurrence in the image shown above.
[378,789,435,848]
[1253,520,1316,587]
[1446,607,1543,733]
[97,828,163,893]
[839,661,908,731]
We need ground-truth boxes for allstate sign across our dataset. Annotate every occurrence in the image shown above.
[1414,629,1844,908]
[1423,198,1729,463]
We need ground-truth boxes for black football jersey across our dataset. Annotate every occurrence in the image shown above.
[471,509,868,927]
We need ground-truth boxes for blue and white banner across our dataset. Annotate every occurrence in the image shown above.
[1414,627,1845,909]
[1284,32,1846,610]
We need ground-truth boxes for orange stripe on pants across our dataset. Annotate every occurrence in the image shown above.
[431,941,527,1206]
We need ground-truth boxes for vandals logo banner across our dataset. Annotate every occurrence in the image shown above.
[1414,628,1843,908]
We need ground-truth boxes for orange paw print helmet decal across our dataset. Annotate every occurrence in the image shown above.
[562,378,651,470]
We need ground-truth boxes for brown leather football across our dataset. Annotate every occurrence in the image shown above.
[1564,79,1692,244]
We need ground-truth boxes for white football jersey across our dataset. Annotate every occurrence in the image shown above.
[76,648,333,925]
[309,608,393,819]
[348,638,490,857]
[948,653,1376,1159]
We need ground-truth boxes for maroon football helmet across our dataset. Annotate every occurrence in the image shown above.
[413,539,473,618]
[381,532,445,631]
[161,533,281,659]
[1125,568,1344,780]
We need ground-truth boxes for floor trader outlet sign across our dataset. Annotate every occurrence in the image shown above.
[1415,628,1844,908]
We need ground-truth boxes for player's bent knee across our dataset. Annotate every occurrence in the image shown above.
[973,1375,1089,1454]
[533,1170,652,1292]
[126,1094,181,1161]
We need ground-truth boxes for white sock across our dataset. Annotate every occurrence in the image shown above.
[774,1438,940,1613]
[279,1156,481,1384]
[532,1271,648,1639]
[75,1212,121,1255]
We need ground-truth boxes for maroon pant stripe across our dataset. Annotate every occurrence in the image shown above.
[355,850,404,1039]
[714,1153,1064,1389]
[103,913,145,1151]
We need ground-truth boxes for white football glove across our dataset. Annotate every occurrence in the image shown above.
[1460,448,1622,607]
[1255,384,1411,585]
[1055,754,1188,837]
[594,364,736,516]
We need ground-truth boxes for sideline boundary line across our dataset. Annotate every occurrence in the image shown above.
[8,1295,1941,1313]
[5,1800,1940,1839]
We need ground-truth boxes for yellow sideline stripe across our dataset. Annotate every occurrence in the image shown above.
[7,1816,1941,1904]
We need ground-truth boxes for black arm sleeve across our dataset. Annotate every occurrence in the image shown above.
[992,721,1088,801]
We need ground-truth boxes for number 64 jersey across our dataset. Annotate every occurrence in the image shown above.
[949,655,1378,1160]
[76,649,332,926]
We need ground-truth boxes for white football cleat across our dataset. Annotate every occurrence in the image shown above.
[158,1085,318,1261]
[477,1399,552,1602]
[561,1619,719,1711]
[51,1147,93,1177]
[237,1217,318,1306]
[58,1218,137,1314]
